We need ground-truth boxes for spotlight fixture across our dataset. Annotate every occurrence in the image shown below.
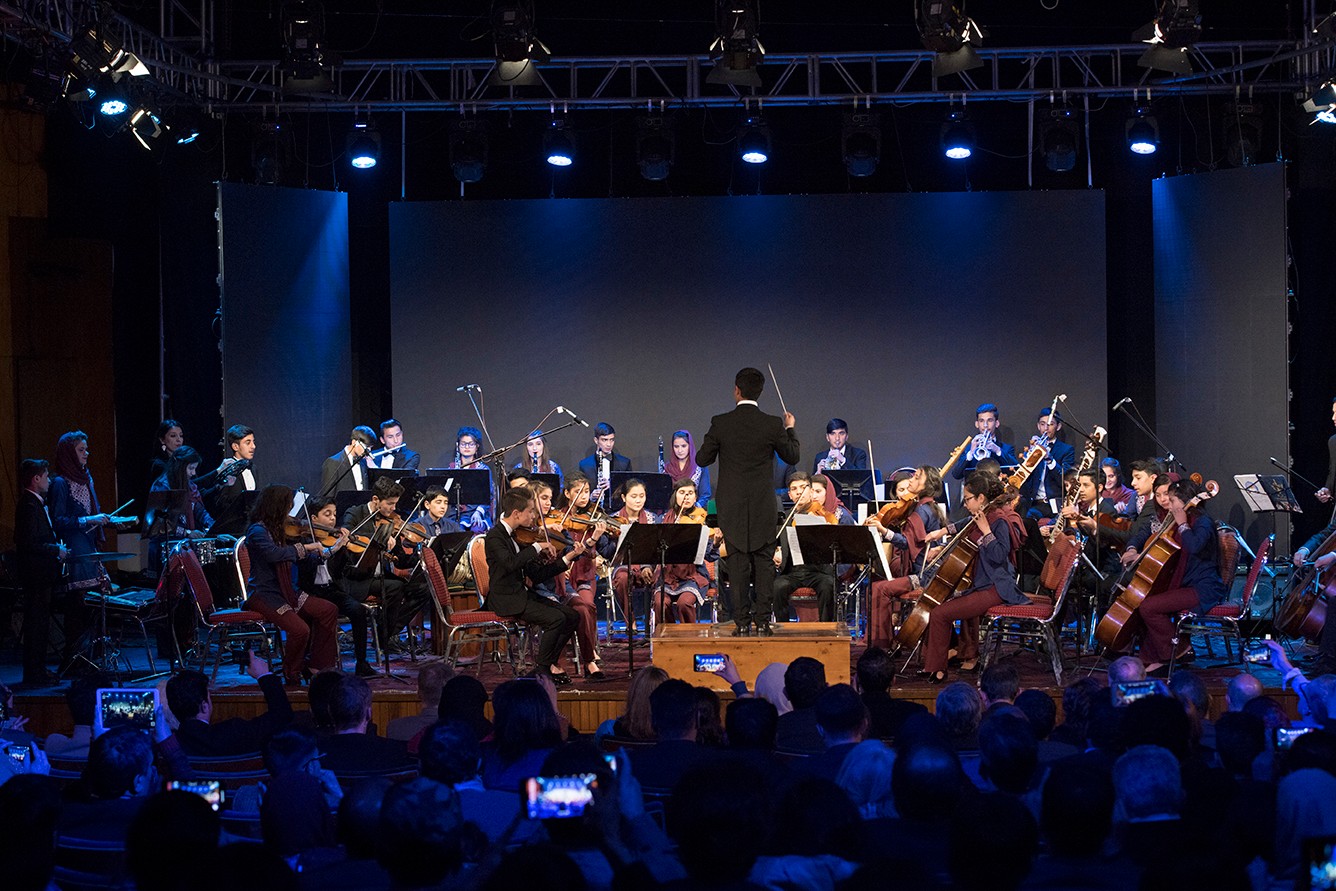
[98,96,128,116]
[1125,107,1160,155]
[126,105,164,150]
[916,0,985,78]
[940,110,974,160]
[1302,79,1336,124]
[738,115,770,164]
[346,118,381,169]
[282,0,332,93]
[636,115,675,181]
[544,118,574,167]
[449,119,489,183]
[490,1,551,87]
[841,113,881,177]
[1134,0,1200,75]
[68,25,150,83]
[1223,102,1262,167]
[1039,107,1079,173]
[708,0,765,88]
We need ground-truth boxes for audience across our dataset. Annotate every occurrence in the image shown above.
[482,677,563,791]
[692,685,726,747]
[126,790,222,891]
[385,661,453,742]
[776,656,829,753]
[316,674,413,774]
[629,678,721,791]
[0,774,62,891]
[755,661,794,716]
[1107,655,1146,685]
[935,681,984,752]
[1226,672,1264,711]
[43,672,115,759]
[1014,687,1078,763]
[979,663,1020,709]
[855,647,927,740]
[976,709,1038,795]
[597,665,667,741]
[797,683,867,781]
[167,650,294,756]
[835,739,897,819]
[419,719,538,844]
[1049,676,1102,748]
[1021,762,1132,891]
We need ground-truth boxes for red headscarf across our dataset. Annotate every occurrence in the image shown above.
[666,430,699,484]
[54,431,93,487]
[811,474,842,515]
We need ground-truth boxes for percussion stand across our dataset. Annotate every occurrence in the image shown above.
[61,552,136,680]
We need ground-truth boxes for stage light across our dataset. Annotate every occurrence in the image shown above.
[916,0,985,78]
[127,106,163,150]
[346,119,380,169]
[1134,0,1200,75]
[940,110,974,160]
[69,25,150,83]
[1126,108,1160,155]
[544,118,574,167]
[708,0,765,88]
[282,0,332,92]
[1302,80,1336,124]
[636,115,675,181]
[841,112,881,177]
[1040,107,1078,173]
[490,1,551,87]
[99,96,128,116]
[450,119,488,183]
[738,116,770,164]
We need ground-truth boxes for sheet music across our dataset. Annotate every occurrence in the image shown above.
[868,526,893,580]
[288,491,308,517]
[785,514,826,566]
[690,526,709,564]
[1234,474,1274,513]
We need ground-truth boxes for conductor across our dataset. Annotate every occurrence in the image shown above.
[696,367,801,636]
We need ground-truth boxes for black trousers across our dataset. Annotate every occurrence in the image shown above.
[773,566,836,621]
[515,596,578,671]
[311,582,370,663]
[21,582,52,681]
[724,546,777,627]
[344,575,404,651]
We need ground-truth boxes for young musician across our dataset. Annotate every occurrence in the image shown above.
[244,485,344,685]
[609,478,658,625]
[448,426,493,532]
[298,497,377,678]
[1292,507,1336,675]
[577,423,632,498]
[368,419,420,472]
[1118,478,1227,675]
[208,424,258,536]
[49,431,115,664]
[953,403,1018,479]
[148,446,215,540]
[149,419,184,488]
[772,473,839,622]
[554,473,603,603]
[1019,408,1077,520]
[409,486,464,538]
[813,418,870,473]
[321,426,377,495]
[659,477,719,624]
[865,466,948,650]
[665,430,712,508]
[15,459,68,684]
[515,431,563,485]
[1317,397,1336,504]
[810,473,857,525]
[922,471,1028,684]
[340,477,428,654]
[530,480,605,680]
[1100,458,1137,515]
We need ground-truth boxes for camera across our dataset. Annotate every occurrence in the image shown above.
[1275,726,1316,751]
[166,779,224,811]
[1112,679,1170,707]
[693,653,726,673]
[94,687,159,736]
[524,774,598,820]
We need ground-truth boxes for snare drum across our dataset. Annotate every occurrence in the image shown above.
[194,537,218,565]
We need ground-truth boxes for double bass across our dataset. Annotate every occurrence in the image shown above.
[1276,526,1335,642]
[1095,480,1219,652]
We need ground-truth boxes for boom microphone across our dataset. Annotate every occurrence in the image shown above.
[1112,397,1131,412]
[557,406,591,427]
[456,384,481,392]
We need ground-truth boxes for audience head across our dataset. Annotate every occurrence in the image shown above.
[1169,669,1211,727]
[1226,672,1263,711]
[127,791,222,891]
[377,778,466,888]
[935,682,984,745]
[419,720,483,786]
[978,710,1038,795]
[1113,745,1183,821]
[769,777,861,861]
[1040,763,1115,858]
[815,683,868,746]
[893,742,970,824]
[979,664,1020,707]
[1213,711,1267,777]
[855,647,896,695]
[783,657,828,710]
[417,662,454,708]
[1013,689,1057,740]
[438,675,492,740]
[329,674,373,733]
[210,843,296,891]
[165,669,211,723]
[1107,655,1146,685]
[1058,676,1103,741]
[0,775,62,891]
[621,666,669,739]
[85,725,157,799]
[669,761,770,883]
[649,679,699,741]
[307,670,343,731]
[1279,727,1336,778]
[725,697,778,750]
[263,728,322,777]
[754,662,794,715]
[261,771,336,857]
[337,777,391,861]
[692,686,726,747]
[835,740,898,819]
[1086,694,1125,753]
[1242,694,1291,731]
[65,672,116,727]
[492,678,563,762]
[537,742,617,846]
[1121,694,1192,760]
[949,792,1038,891]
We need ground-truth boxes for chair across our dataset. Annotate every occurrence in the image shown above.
[422,544,518,674]
[790,587,821,622]
[1170,531,1271,674]
[979,533,1082,684]
[53,835,129,891]
[185,542,282,680]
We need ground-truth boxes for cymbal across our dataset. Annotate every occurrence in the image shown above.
[67,552,137,562]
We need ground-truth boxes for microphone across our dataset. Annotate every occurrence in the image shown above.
[1268,457,1289,471]
[456,384,481,392]
[557,406,591,427]
[1112,397,1131,412]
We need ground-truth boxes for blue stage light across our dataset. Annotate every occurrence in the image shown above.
[99,97,128,116]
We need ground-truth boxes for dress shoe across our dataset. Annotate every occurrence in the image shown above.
[586,667,607,682]
[926,670,948,685]
[755,622,774,637]
[731,624,752,637]
[546,670,573,687]
[354,661,379,679]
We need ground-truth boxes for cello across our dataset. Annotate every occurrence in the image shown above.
[1095,479,1219,652]
[1276,525,1335,642]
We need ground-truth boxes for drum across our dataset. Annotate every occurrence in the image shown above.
[194,537,218,565]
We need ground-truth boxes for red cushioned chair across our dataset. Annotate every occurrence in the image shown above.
[175,541,282,681]
[790,587,821,622]
[1169,530,1270,675]
[979,533,1082,684]
[422,541,520,675]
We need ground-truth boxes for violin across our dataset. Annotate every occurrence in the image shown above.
[515,523,576,549]
[283,517,342,549]
[797,500,839,525]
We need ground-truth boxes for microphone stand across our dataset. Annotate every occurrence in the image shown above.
[1113,398,1188,474]
[316,448,369,500]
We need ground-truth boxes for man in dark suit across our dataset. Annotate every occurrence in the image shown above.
[14,459,68,685]
[576,423,632,499]
[628,679,721,791]
[321,425,377,495]
[952,403,1018,480]
[696,367,800,635]
[484,487,596,685]
[856,647,927,740]
[318,673,415,773]
[1019,407,1077,520]
[812,418,870,473]
[166,651,294,756]
[207,423,258,536]
[367,418,421,473]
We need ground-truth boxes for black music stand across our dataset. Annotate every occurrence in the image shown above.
[824,469,878,512]
[368,467,417,492]
[527,472,563,495]
[787,524,887,634]
[611,522,708,676]
[608,472,673,513]
[443,468,493,526]
[1235,473,1295,614]
[335,491,368,524]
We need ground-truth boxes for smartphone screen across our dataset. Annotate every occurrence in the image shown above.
[97,688,159,734]
[524,774,597,820]
[1113,680,1169,707]
[1275,726,1316,751]
[693,653,725,673]
[1306,835,1336,890]
[166,780,224,811]
[6,745,30,768]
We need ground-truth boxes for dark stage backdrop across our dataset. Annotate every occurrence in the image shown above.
[219,183,352,492]
[389,193,1107,493]
[1153,163,1290,553]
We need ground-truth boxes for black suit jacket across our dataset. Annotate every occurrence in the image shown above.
[1020,439,1078,504]
[696,403,800,553]
[209,471,254,536]
[482,522,568,617]
[812,444,869,473]
[371,448,420,472]
[175,673,294,757]
[577,451,632,483]
[14,490,62,585]
[318,730,414,774]
[322,451,366,495]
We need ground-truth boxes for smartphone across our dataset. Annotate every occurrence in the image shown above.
[603,753,617,775]
[1305,835,1336,890]
[166,779,224,812]
[94,687,159,736]
[5,744,30,771]
[524,774,598,820]
[1112,679,1170,707]
[1244,643,1270,663]
[693,653,726,673]
[1275,726,1317,751]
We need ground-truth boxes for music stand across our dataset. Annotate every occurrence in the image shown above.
[611,522,709,675]
[786,524,888,634]
[335,491,368,525]
[608,471,673,513]
[1236,473,1297,614]
[368,467,417,491]
[527,472,563,495]
[442,468,493,526]
[823,469,878,512]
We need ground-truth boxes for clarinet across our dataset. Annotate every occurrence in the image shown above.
[657,437,665,474]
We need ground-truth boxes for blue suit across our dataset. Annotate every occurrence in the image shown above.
[1020,439,1077,518]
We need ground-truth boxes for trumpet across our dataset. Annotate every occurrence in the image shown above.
[968,432,996,462]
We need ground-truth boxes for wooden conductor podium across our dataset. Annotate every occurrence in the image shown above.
[652,622,851,691]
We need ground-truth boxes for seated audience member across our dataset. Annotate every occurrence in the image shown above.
[167,650,294,756]
[796,684,868,782]
[1242,694,1291,731]
[775,657,829,754]
[835,740,897,819]
[755,778,862,889]
[386,662,454,742]
[1225,672,1264,712]
[630,679,721,791]
[1212,712,1266,781]
[667,762,772,889]
[949,792,1038,891]
[419,719,537,845]
[62,723,191,842]
[1107,655,1146,685]
[1111,745,1185,873]
[297,778,393,891]
[479,844,585,891]
[481,678,564,791]
[1049,676,1103,749]
[261,771,339,867]
[596,666,668,742]
[1169,669,1213,751]
[126,790,222,891]
[44,673,116,759]
[408,674,493,755]
[693,686,727,748]
[723,697,786,785]
[856,647,927,741]
[317,674,412,774]
[297,669,343,734]
[979,664,1020,709]
[976,710,1039,796]
[754,662,794,716]
[935,682,984,752]
[212,842,299,891]
[1014,688,1079,763]
[1020,762,1133,891]
[0,774,62,891]
[230,725,345,816]
[377,779,471,891]
[858,742,973,884]
[1269,769,1336,890]
[1120,695,1193,762]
